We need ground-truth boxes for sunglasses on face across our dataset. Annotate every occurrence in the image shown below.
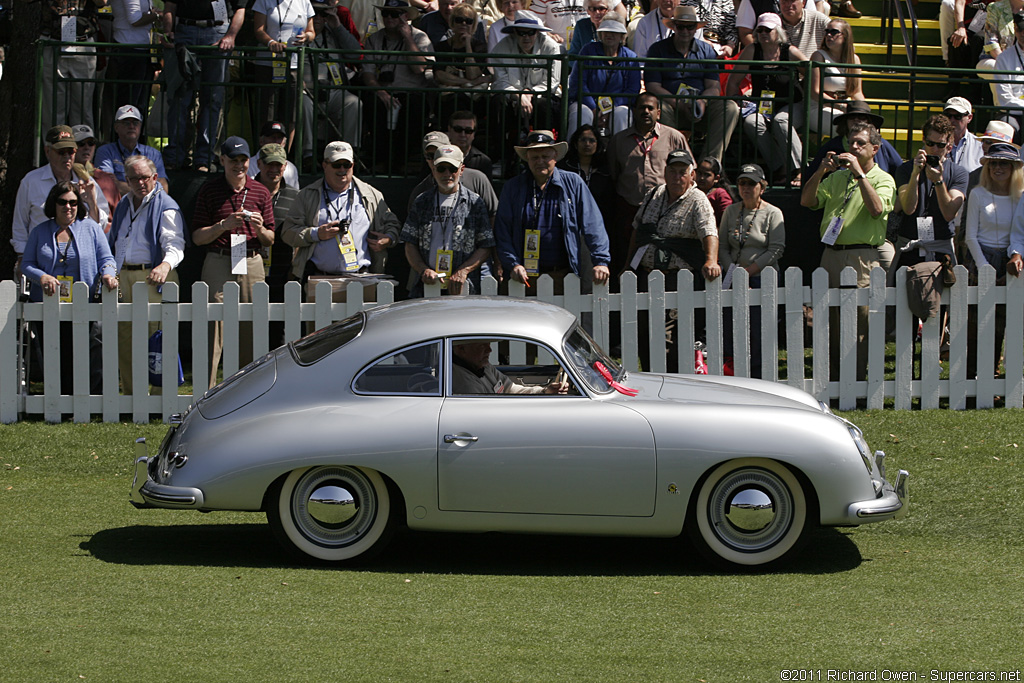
[57,198,79,207]
[435,164,459,174]
[79,139,96,147]
[587,5,609,12]
[674,22,698,30]
[944,111,967,120]
[989,159,1014,168]
[515,29,537,37]
[381,9,404,18]
[924,139,947,149]
[330,160,353,169]
[825,28,842,36]
[452,16,474,24]
[754,27,773,34]
[451,125,475,134]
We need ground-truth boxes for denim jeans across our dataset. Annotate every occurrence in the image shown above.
[165,23,228,168]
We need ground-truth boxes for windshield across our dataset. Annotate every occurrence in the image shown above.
[562,325,622,394]
[290,313,364,365]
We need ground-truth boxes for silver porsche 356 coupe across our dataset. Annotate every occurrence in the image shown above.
[131,297,908,568]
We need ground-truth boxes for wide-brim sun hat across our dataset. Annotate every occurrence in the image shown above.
[514,130,568,161]
[502,16,553,33]
[979,121,1018,148]
[833,100,884,129]
[670,5,706,27]
[981,142,1022,164]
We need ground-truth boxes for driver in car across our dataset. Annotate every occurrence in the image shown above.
[452,340,569,395]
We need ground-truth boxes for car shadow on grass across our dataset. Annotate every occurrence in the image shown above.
[82,523,865,575]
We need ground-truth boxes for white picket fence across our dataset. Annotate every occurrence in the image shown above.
[2,264,1022,423]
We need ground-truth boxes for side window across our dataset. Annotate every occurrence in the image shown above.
[449,337,581,397]
[353,341,442,395]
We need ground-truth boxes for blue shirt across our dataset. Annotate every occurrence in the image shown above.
[495,167,611,274]
[568,43,641,110]
[644,37,720,95]
[95,140,168,182]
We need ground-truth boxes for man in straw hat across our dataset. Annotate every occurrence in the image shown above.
[494,130,611,293]
[644,5,739,162]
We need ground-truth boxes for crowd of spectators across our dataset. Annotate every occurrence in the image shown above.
[12,0,1024,393]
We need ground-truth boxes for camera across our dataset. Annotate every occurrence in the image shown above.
[926,154,940,168]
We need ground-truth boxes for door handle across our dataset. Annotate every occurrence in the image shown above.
[444,434,479,443]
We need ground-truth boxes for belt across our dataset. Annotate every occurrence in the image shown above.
[210,247,261,257]
[177,18,224,27]
[121,263,152,271]
[827,243,879,251]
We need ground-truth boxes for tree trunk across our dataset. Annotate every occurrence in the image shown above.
[0,3,44,280]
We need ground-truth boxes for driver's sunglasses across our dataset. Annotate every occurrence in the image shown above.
[451,125,475,134]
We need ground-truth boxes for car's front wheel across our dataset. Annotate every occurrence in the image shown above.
[687,458,811,568]
[267,465,396,563]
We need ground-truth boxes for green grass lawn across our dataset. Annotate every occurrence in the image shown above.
[1,412,1022,682]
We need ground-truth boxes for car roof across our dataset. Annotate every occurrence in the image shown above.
[360,297,578,350]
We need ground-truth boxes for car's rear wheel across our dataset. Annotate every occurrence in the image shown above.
[267,466,396,563]
[687,458,810,568]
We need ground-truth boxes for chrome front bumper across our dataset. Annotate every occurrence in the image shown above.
[130,438,205,509]
[849,469,909,521]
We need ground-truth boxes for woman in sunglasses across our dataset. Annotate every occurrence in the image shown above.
[963,142,1023,376]
[21,181,117,395]
[434,2,492,117]
[808,18,864,137]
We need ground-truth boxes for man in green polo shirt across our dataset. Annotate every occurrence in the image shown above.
[801,120,896,380]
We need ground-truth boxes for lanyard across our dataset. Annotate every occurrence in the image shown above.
[434,189,461,250]
[732,199,761,249]
[634,130,657,156]
[323,184,356,225]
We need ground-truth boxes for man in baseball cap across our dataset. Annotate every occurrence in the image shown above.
[401,144,495,296]
[408,131,500,220]
[281,140,401,287]
[247,121,300,189]
[10,125,108,263]
[95,104,168,195]
[943,96,983,172]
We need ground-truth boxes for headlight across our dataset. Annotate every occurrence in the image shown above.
[849,426,873,474]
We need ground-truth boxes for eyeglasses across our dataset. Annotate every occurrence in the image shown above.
[944,111,967,120]
[126,173,155,182]
[450,125,475,134]
[56,198,79,207]
[452,16,475,24]
[674,22,698,31]
[381,9,404,18]
[515,29,537,37]
[586,5,609,12]
[824,28,842,36]
[56,148,77,157]
[924,139,948,149]
[330,160,353,169]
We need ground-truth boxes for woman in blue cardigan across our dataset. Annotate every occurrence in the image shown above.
[22,181,118,395]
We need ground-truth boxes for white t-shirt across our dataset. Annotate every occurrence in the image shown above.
[253,0,316,67]
[735,0,817,30]
[528,0,587,42]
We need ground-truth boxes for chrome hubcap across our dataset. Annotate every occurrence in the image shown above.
[707,468,793,552]
[724,488,775,533]
[291,467,377,548]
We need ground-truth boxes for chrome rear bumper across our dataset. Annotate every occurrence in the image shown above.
[130,438,205,509]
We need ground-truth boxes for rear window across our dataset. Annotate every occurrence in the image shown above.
[290,313,364,365]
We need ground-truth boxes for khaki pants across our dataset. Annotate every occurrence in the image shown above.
[118,267,180,395]
[821,246,880,381]
[202,252,266,389]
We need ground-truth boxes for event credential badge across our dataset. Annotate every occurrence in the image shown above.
[230,234,248,275]
[435,249,453,289]
[57,275,74,303]
[524,229,541,275]
[337,232,360,272]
